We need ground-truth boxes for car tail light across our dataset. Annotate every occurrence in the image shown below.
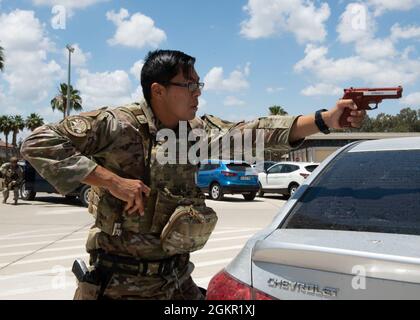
[300,173,309,179]
[206,270,276,300]
[221,171,237,177]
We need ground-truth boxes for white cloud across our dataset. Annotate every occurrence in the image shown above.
[32,0,109,11]
[355,38,397,60]
[224,96,246,106]
[204,64,250,92]
[266,87,284,93]
[390,23,420,42]
[62,44,91,68]
[366,0,420,15]
[130,59,144,79]
[106,8,166,49]
[240,0,330,44]
[301,83,342,96]
[294,44,420,87]
[76,69,133,109]
[401,92,420,107]
[337,3,376,44]
[337,3,397,60]
[0,10,63,102]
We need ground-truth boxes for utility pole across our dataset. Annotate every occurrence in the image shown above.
[66,44,75,118]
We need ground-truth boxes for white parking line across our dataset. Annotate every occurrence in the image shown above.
[211,228,260,235]
[4,230,87,241]
[194,258,233,268]
[208,234,255,242]
[0,281,77,298]
[36,208,88,216]
[0,254,89,268]
[0,267,72,281]
[0,237,86,250]
[0,226,88,240]
[191,245,243,256]
[0,245,85,258]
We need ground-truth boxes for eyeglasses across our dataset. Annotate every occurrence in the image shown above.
[166,81,205,92]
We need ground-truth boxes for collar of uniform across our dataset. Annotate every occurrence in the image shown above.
[139,100,160,136]
[140,100,195,136]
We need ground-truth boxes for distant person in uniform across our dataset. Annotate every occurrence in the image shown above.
[1,157,23,205]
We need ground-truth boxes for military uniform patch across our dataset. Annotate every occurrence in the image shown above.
[63,116,91,137]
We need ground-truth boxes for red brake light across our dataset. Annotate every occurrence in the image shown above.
[300,173,309,179]
[206,270,251,300]
[206,270,276,300]
[221,171,237,177]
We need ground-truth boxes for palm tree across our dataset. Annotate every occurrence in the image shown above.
[11,115,25,147]
[25,113,44,131]
[0,115,13,159]
[269,105,288,116]
[0,45,4,72]
[50,83,83,119]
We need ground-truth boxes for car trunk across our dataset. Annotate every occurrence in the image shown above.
[225,163,258,184]
[251,229,420,299]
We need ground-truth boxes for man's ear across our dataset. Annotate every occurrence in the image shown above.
[151,83,165,101]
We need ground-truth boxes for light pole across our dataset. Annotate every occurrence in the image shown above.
[66,44,74,118]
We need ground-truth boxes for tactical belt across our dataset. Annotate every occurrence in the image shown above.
[95,252,189,277]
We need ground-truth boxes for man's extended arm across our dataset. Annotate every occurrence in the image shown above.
[289,99,366,143]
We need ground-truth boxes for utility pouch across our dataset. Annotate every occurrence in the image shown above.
[150,188,185,234]
[92,189,124,236]
[160,204,218,255]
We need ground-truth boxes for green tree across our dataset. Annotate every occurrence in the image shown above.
[359,115,374,132]
[269,105,288,116]
[51,83,83,119]
[25,113,45,131]
[395,107,418,132]
[0,45,4,72]
[0,115,13,159]
[373,113,395,132]
[11,115,25,147]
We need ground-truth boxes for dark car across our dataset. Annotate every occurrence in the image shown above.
[20,160,91,207]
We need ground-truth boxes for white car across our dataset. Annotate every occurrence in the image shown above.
[258,161,319,197]
[206,137,420,300]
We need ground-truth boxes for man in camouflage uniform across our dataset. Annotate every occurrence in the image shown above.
[21,50,366,300]
[1,157,23,205]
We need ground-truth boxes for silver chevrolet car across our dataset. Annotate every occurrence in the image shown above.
[206,137,420,300]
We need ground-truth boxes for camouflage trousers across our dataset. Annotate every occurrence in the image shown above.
[74,260,205,300]
[2,184,19,203]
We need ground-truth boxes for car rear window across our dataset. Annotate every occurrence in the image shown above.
[282,149,420,236]
[226,163,251,172]
[305,165,318,172]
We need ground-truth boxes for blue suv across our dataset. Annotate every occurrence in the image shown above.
[197,160,259,201]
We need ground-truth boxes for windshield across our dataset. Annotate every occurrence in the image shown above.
[282,149,420,236]
[226,163,251,172]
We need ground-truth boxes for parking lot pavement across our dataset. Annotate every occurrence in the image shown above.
[0,192,287,299]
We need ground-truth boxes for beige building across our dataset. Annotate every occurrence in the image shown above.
[0,139,17,163]
[288,132,420,163]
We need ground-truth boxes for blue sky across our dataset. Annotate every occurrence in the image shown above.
[0,0,420,140]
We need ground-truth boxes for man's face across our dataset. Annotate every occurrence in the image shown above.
[10,161,17,168]
[161,68,202,121]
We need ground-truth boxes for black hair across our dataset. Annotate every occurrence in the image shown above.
[140,50,196,106]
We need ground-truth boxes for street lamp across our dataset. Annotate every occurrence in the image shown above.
[65,44,75,118]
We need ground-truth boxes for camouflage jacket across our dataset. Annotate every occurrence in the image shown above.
[0,162,23,185]
[21,101,303,259]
